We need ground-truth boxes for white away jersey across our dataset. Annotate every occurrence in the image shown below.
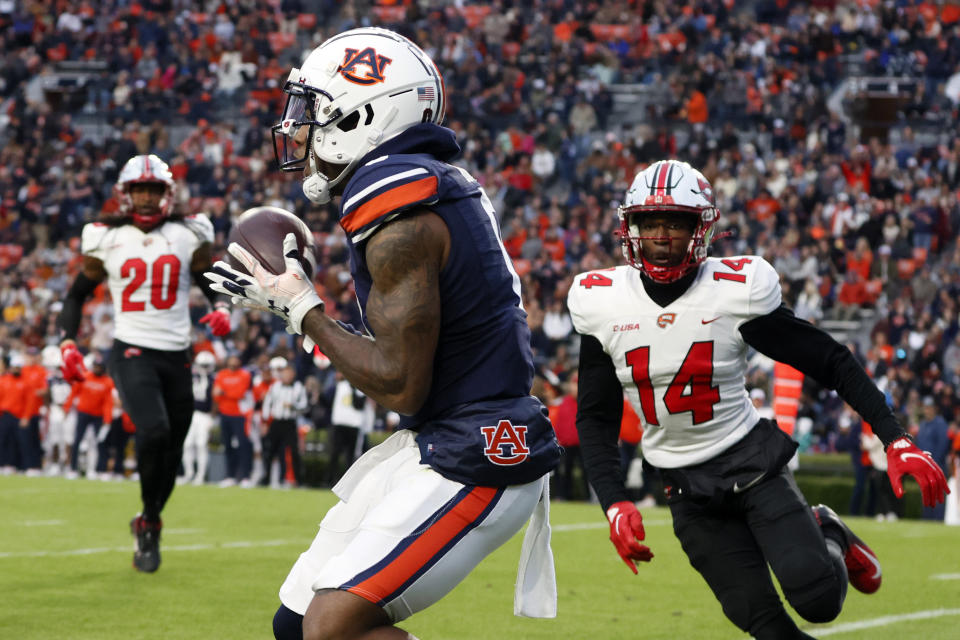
[568,256,782,468]
[81,215,214,351]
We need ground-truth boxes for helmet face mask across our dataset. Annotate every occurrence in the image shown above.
[272,28,445,205]
[617,160,720,283]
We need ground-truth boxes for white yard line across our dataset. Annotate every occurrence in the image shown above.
[930,573,960,580]
[810,608,960,636]
[0,539,298,559]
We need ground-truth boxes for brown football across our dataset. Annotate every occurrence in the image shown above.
[226,206,318,279]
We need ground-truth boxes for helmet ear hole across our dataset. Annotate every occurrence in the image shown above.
[336,110,361,132]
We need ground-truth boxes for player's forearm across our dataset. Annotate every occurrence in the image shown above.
[301,307,429,415]
[58,272,101,341]
[741,306,906,445]
[192,269,231,309]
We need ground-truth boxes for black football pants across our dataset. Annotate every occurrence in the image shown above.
[109,340,193,523]
[668,468,845,639]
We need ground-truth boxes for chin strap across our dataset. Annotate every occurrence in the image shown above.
[302,154,332,204]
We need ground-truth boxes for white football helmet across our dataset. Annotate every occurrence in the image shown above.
[42,344,62,370]
[618,160,720,283]
[114,154,176,230]
[194,350,216,373]
[272,27,445,204]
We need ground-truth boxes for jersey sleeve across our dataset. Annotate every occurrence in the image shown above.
[80,223,110,260]
[566,272,593,336]
[338,156,441,243]
[748,257,782,319]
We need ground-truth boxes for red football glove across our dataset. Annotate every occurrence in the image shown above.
[886,436,950,508]
[606,501,654,574]
[199,304,231,337]
[60,342,87,384]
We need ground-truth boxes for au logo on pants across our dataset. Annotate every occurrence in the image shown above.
[480,420,529,465]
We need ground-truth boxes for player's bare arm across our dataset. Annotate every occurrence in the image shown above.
[301,208,449,415]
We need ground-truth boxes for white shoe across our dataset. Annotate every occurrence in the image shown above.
[64,470,79,480]
[192,477,204,486]
[45,464,62,477]
[636,496,658,509]
[239,479,255,489]
[25,469,43,478]
[176,476,191,485]
[218,478,237,488]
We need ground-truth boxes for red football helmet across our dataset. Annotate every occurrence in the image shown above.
[113,154,176,230]
[617,160,720,283]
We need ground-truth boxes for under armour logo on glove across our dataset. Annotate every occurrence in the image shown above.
[204,233,324,335]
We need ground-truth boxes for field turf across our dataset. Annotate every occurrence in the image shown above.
[2,475,958,639]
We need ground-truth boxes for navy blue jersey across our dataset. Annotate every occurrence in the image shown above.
[338,124,560,486]
[192,371,213,413]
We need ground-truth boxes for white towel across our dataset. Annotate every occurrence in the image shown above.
[332,429,416,501]
[513,477,557,618]
[946,474,960,526]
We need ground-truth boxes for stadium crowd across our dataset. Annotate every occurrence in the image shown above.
[0,1,959,496]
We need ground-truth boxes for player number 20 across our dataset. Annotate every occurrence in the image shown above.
[120,255,181,312]
[626,341,721,426]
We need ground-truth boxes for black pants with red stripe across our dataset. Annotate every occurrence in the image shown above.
[109,339,193,523]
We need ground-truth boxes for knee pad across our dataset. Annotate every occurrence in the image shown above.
[777,546,843,623]
[273,604,303,640]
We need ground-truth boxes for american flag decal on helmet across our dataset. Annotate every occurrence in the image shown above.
[417,86,435,101]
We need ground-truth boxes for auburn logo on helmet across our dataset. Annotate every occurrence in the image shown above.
[339,47,392,85]
[480,420,530,466]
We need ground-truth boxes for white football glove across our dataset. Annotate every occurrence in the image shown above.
[204,233,323,334]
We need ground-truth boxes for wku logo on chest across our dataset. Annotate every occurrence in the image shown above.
[480,419,530,466]
[339,47,392,85]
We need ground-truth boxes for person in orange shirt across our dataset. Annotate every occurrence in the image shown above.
[63,354,114,478]
[213,354,252,487]
[0,355,29,474]
[19,347,49,475]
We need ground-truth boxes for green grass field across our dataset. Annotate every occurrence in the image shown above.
[2,475,958,639]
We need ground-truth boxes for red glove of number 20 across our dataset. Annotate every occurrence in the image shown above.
[199,304,232,337]
[59,341,87,384]
[886,436,950,508]
[606,501,654,574]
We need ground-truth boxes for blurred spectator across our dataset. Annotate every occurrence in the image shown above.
[916,396,950,520]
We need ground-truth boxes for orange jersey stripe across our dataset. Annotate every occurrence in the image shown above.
[345,485,499,603]
[340,176,438,234]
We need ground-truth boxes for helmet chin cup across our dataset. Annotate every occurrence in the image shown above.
[302,172,331,205]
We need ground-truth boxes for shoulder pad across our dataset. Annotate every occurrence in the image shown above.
[567,267,626,336]
[80,223,111,257]
[182,213,215,244]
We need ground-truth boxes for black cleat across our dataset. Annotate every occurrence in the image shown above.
[812,504,881,594]
[130,514,162,573]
